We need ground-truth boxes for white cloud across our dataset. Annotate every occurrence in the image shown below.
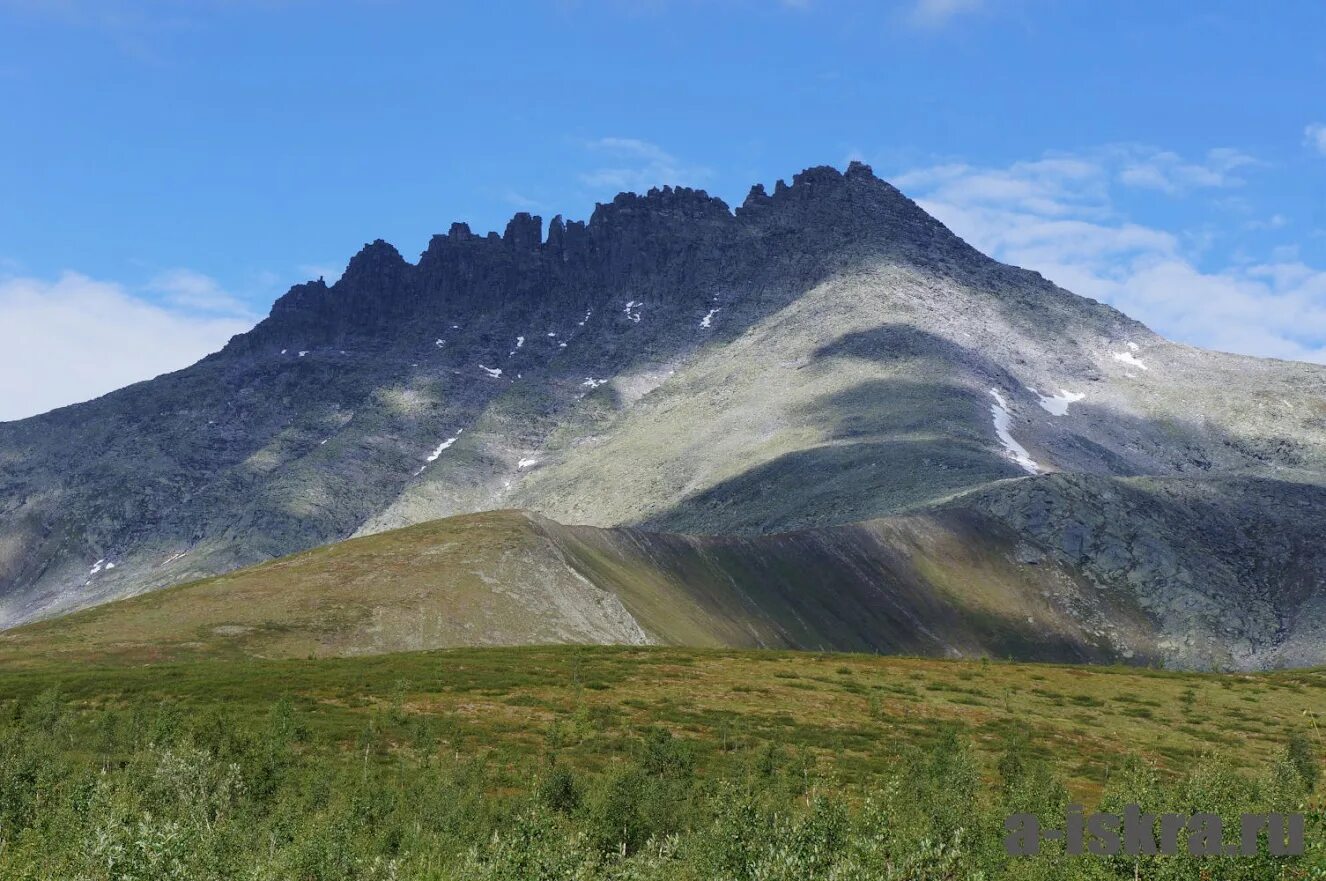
[579,137,712,194]
[0,272,253,422]
[908,0,982,27]
[898,148,1326,364]
[1115,146,1257,194]
[1245,213,1288,231]
[501,189,545,211]
[147,268,257,316]
[1305,122,1326,156]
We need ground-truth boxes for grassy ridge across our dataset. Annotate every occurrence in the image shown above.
[0,508,1151,666]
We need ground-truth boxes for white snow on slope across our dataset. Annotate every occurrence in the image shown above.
[700,308,719,328]
[479,365,503,378]
[435,339,445,348]
[414,430,464,475]
[988,389,1040,475]
[89,559,105,576]
[517,456,540,469]
[425,430,463,462]
[624,300,642,322]
[1112,350,1148,370]
[298,351,309,357]
[1031,388,1085,416]
[581,378,607,388]
[578,309,592,327]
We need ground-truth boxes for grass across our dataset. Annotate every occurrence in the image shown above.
[2,645,1321,801]
[0,645,1321,879]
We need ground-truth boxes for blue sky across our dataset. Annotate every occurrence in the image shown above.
[1,0,1324,419]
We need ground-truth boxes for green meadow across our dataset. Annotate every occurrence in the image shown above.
[0,646,1321,878]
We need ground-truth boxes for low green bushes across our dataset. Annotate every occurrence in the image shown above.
[0,687,1319,880]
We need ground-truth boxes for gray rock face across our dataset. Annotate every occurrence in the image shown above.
[954,475,1326,669]
[1,161,1325,669]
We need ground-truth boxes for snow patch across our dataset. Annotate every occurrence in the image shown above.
[414,430,464,475]
[623,300,642,322]
[435,339,445,348]
[1127,341,1139,351]
[89,559,105,575]
[298,350,309,357]
[988,389,1041,475]
[578,309,592,327]
[581,378,607,388]
[425,430,463,462]
[700,308,719,328]
[479,365,503,378]
[1033,388,1085,416]
[517,456,540,469]
[1112,350,1148,370]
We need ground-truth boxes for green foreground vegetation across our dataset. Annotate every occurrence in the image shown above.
[0,646,1322,879]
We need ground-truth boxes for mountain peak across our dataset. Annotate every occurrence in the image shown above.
[9,159,1326,673]
[503,213,543,250]
[233,163,975,355]
[343,238,411,278]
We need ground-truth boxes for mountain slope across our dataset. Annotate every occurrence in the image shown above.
[0,508,1146,665]
[2,162,1324,669]
[4,498,1322,671]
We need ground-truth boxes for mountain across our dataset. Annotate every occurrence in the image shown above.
[2,162,1324,670]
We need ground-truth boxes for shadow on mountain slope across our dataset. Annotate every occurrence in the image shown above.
[0,508,1144,667]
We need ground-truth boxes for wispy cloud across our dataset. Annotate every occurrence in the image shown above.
[1305,122,1326,156]
[146,268,257,317]
[501,189,545,211]
[897,147,1326,363]
[0,0,311,59]
[907,0,982,28]
[579,137,712,194]
[0,271,254,421]
[1115,146,1258,194]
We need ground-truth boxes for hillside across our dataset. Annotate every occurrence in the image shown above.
[5,501,1320,672]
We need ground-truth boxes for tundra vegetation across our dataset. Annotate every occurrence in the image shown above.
[0,646,1321,879]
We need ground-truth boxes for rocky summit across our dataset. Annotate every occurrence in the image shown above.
[2,162,1325,671]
